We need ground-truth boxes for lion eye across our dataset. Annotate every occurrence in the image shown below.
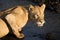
[35,15,38,19]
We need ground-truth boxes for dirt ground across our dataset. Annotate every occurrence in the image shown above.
[0,0,60,40]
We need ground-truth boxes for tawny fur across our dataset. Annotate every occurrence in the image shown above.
[29,4,46,26]
[0,4,46,38]
[0,7,16,17]
[5,6,28,38]
[0,19,9,38]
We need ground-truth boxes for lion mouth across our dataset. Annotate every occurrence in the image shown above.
[37,20,45,27]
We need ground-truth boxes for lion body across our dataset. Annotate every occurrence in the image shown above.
[0,19,9,38]
[0,4,46,38]
[5,6,28,38]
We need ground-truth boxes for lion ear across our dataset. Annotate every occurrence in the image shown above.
[29,5,34,10]
[40,4,46,13]
[29,5,34,8]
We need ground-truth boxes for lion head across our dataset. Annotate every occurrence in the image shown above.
[29,4,46,27]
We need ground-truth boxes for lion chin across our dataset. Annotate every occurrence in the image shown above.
[37,20,45,27]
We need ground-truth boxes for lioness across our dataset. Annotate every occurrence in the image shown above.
[0,4,46,38]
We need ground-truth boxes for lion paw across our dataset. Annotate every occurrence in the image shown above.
[18,33,24,38]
